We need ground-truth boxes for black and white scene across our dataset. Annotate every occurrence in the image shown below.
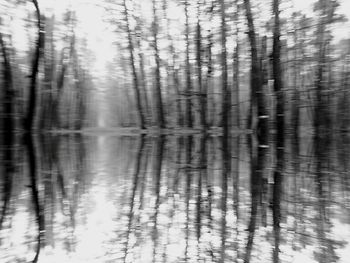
[1,0,350,262]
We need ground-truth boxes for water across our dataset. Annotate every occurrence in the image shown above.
[0,134,350,263]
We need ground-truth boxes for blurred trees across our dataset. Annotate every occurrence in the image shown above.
[0,0,349,133]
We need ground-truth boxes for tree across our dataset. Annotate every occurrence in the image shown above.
[184,0,193,128]
[123,0,146,129]
[243,0,268,138]
[219,0,230,137]
[152,0,165,128]
[272,0,284,136]
[25,0,45,131]
[0,20,14,134]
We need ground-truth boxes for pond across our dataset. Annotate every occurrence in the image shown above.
[0,134,350,262]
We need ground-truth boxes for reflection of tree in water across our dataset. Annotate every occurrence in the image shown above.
[1,134,350,262]
[314,137,338,263]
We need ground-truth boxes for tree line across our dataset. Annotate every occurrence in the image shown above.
[0,0,349,136]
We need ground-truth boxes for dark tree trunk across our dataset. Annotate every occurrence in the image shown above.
[162,0,183,127]
[152,0,165,128]
[123,0,146,129]
[41,15,55,130]
[196,1,206,129]
[233,0,240,128]
[25,0,45,131]
[272,0,284,137]
[243,0,268,139]
[184,0,193,128]
[219,0,230,137]
[0,28,14,134]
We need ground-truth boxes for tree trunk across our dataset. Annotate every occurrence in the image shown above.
[272,0,284,138]
[123,0,146,129]
[162,0,183,127]
[233,0,240,128]
[184,0,193,128]
[196,0,206,129]
[243,0,268,139]
[0,28,14,134]
[26,0,45,131]
[135,2,151,124]
[219,0,230,137]
[152,0,165,128]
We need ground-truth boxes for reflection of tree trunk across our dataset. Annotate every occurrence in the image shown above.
[185,136,192,261]
[25,134,45,263]
[232,136,240,261]
[26,0,44,131]
[152,136,165,261]
[124,136,145,262]
[272,142,283,263]
[0,134,14,232]
[244,136,262,263]
[314,137,337,263]
[220,135,230,262]
[196,136,206,244]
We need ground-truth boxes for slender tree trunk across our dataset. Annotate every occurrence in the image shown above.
[135,2,151,124]
[196,0,206,129]
[314,0,335,135]
[243,0,268,138]
[0,28,14,134]
[42,14,55,130]
[272,0,284,136]
[205,0,215,127]
[152,0,165,128]
[162,0,182,127]
[123,0,146,129]
[184,0,193,128]
[219,0,230,137]
[291,13,300,137]
[233,0,240,129]
[26,0,45,131]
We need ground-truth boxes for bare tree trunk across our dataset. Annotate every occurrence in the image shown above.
[162,0,183,127]
[26,0,45,131]
[123,0,146,129]
[184,0,193,128]
[233,0,240,128]
[314,0,337,135]
[272,0,284,136]
[205,0,215,127]
[291,13,300,137]
[243,0,268,139]
[196,0,206,129]
[219,0,230,137]
[152,0,165,128]
[135,2,151,124]
[0,26,14,134]
[41,14,55,130]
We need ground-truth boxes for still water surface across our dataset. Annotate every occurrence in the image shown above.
[0,134,350,262]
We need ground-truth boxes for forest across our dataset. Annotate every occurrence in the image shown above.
[0,0,349,136]
[1,0,350,262]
